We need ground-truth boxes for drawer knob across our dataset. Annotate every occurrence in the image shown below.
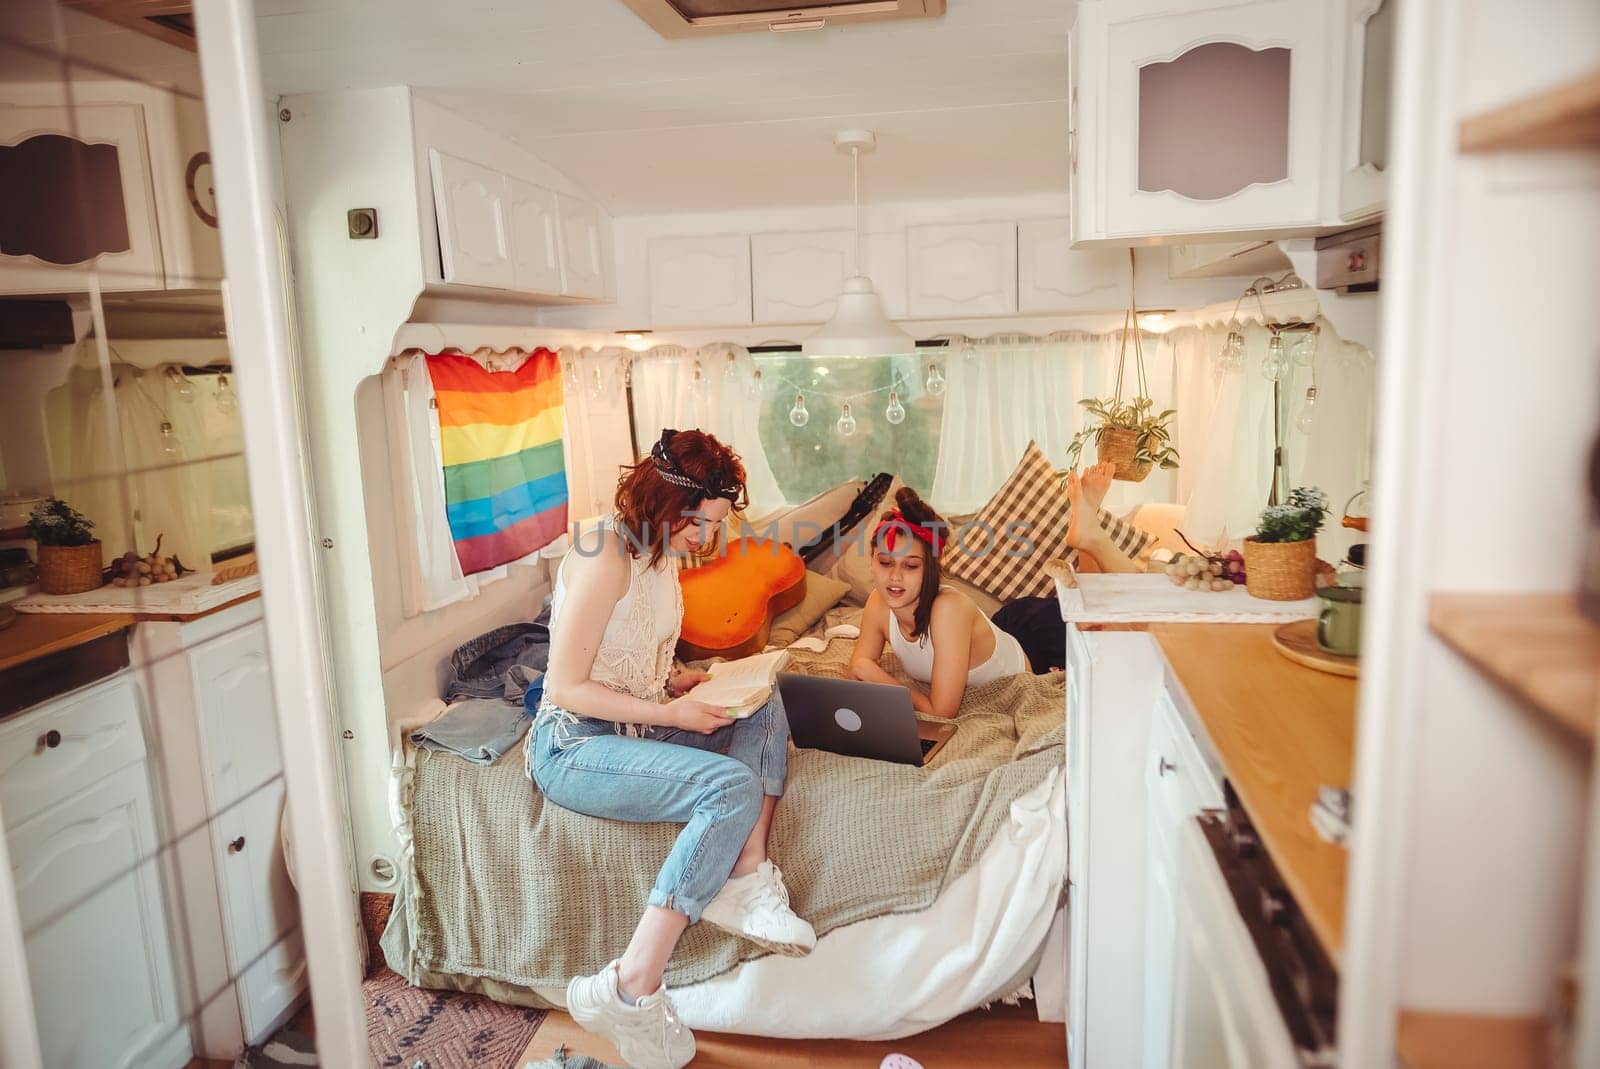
[1156,756,1176,777]
[228,836,246,855]
[38,729,62,751]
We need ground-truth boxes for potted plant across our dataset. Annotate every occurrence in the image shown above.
[1066,394,1179,482]
[1242,486,1329,601]
[27,497,104,595]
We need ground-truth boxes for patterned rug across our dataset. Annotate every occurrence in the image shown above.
[362,893,547,1069]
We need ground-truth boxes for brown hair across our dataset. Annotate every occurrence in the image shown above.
[614,429,748,566]
[873,486,946,640]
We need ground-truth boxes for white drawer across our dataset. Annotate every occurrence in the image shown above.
[1146,691,1224,856]
[0,673,146,830]
[214,777,297,972]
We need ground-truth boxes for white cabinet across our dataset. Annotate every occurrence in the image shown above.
[4,675,188,1069]
[1016,217,1125,313]
[906,221,1017,318]
[507,179,564,295]
[214,778,302,1039]
[648,235,752,327]
[0,104,165,294]
[1071,0,1345,243]
[430,149,515,289]
[1339,0,1396,221]
[751,229,854,324]
[559,193,606,299]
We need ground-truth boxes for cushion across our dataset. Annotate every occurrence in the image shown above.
[824,476,908,605]
[767,571,852,648]
[740,480,864,558]
[943,443,1069,602]
[1122,502,1187,557]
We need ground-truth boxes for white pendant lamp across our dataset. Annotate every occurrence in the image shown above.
[803,130,915,357]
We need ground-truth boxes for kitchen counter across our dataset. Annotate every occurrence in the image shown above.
[0,611,136,673]
[1150,622,1358,961]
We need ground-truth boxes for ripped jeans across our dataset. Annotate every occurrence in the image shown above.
[526,694,789,924]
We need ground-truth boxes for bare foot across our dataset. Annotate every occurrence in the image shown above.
[1082,461,1115,513]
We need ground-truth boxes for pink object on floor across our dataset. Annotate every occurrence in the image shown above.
[880,1056,925,1069]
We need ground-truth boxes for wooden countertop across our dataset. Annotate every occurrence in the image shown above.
[0,611,136,672]
[1150,623,1358,962]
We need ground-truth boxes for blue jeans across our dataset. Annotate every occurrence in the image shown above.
[526,695,790,924]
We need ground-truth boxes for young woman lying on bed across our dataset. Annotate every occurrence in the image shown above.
[848,465,1144,716]
[533,428,812,1069]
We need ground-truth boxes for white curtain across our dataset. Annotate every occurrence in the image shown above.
[930,332,1180,515]
[1171,318,1376,558]
[629,344,785,516]
[61,364,245,568]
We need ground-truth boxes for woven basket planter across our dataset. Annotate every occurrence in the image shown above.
[37,541,104,595]
[1242,536,1317,601]
[1096,426,1151,483]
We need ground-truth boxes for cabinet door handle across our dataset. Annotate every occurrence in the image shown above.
[38,729,62,751]
[1156,755,1176,777]
[227,836,246,855]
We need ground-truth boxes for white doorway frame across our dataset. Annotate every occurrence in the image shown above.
[192,3,370,1064]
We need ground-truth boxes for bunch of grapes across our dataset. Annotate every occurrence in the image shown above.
[107,534,190,587]
[1164,550,1246,592]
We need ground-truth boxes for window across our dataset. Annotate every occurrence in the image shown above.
[753,352,943,504]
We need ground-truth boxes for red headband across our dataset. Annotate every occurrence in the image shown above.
[872,510,946,555]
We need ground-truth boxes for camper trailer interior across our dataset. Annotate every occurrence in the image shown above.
[0,1,1597,1067]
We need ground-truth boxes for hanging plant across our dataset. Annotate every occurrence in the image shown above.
[1066,259,1180,482]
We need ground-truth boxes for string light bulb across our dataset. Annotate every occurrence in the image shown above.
[836,403,857,437]
[685,360,704,400]
[885,390,905,425]
[925,362,946,396]
[167,366,194,404]
[562,359,580,392]
[588,366,606,401]
[1261,334,1288,382]
[723,353,741,381]
[159,420,182,460]
[1295,386,1318,433]
[789,391,809,427]
[746,368,763,400]
[1217,328,1246,373]
[215,373,236,415]
[1293,328,1319,367]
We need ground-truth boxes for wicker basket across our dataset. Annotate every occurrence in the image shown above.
[37,541,104,595]
[1242,536,1317,601]
[1096,426,1151,483]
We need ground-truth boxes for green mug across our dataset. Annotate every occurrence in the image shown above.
[1316,585,1364,656]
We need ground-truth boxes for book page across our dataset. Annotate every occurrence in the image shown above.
[685,649,790,718]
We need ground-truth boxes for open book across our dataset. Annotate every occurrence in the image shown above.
[683,649,791,719]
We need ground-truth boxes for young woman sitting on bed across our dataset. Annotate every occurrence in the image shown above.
[533,428,813,1069]
[848,487,1030,719]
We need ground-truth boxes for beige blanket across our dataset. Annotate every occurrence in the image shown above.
[382,637,1065,1005]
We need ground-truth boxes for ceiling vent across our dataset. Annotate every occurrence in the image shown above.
[620,0,945,38]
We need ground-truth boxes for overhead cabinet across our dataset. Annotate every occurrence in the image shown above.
[1071,0,1354,244]
[906,221,1017,318]
[0,91,221,295]
[1017,217,1126,313]
[749,229,907,324]
[647,235,753,328]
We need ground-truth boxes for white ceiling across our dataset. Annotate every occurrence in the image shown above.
[254,0,1073,215]
[0,1,203,95]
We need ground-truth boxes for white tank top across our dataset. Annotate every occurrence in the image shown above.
[539,517,682,713]
[886,586,1028,688]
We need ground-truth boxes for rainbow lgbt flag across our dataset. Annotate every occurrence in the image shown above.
[425,349,568,576]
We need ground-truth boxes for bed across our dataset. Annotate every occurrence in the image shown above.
[380,633,1068,1040]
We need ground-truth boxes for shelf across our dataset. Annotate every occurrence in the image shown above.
[1428,594,1600,744]
[1396,1010,1545,1069]
[1459,71,1600,152]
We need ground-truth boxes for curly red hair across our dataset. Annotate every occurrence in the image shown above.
[614,429,748,566]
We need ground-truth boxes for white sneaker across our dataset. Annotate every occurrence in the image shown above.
[701,859,817,956]
[565,961,696,1069]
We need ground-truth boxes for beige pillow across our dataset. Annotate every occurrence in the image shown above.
[767,572,852,648]
[741,480,864,553]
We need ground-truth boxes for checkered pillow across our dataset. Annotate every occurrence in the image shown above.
[943,442,1158,601]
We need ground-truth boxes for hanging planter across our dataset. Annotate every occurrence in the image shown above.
[1066,264,1180,481]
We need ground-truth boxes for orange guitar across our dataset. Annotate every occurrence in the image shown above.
[677,538,807,661]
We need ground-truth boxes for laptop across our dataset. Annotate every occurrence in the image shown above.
[776,673,956,767]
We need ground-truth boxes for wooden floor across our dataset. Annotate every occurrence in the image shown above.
[522,1000,1068,1068]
